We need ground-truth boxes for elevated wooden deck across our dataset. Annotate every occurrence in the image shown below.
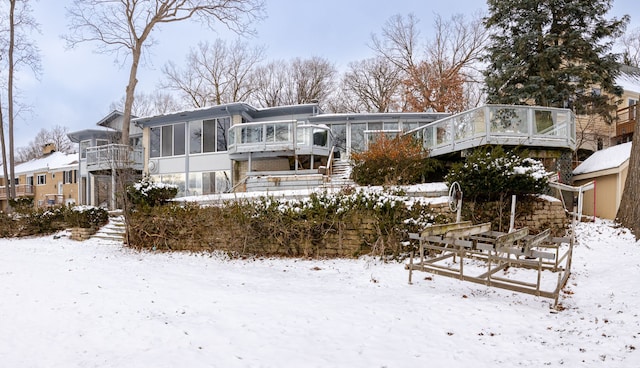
[405,105,576,157]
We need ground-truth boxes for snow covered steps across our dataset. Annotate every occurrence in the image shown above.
[92,215,126,243]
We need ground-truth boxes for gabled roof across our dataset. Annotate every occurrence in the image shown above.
[0,151,78,177]
[573,142,632,177]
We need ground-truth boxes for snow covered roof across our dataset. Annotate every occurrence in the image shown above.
[1,151,78,177]
[573,142,632,176]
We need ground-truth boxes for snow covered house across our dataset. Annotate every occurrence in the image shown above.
[134,102,448,195]
[0,147,79,210]
[572,142,631,220]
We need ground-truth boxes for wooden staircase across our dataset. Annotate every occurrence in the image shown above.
[324,159,355,188]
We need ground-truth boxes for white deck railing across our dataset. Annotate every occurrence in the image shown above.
[228,121,332,158]
[405,105,576,156]
[86,144,144,171]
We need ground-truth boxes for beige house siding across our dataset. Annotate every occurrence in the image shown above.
[573,163,629,220]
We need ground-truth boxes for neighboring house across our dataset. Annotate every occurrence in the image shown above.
[572,142,631,220]
[614,65,640,145]
[574,65,640,158]
[0,146,79,210]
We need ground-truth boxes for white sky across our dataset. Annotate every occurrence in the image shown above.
[13,0,640,148]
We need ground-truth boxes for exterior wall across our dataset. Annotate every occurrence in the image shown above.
[574,113,615,152]
[574,164,629,220]
[32,170,78,207]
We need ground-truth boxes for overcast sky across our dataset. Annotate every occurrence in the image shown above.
[13,0,640,149]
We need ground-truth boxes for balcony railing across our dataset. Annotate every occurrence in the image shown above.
[405,105,576,157]
[0,184,34,200]
[86,144,144,172]
[227,121,332,158]
[616,104,637,138]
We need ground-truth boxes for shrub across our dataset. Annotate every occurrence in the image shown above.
[351,134,442,186]
[445,146,549,202]
[9,197,34,214]
[19,207,67,235]
[64,205,109,229]
[126,176,178,209]
[127,188,446,258]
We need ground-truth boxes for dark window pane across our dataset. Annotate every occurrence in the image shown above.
[217,118,230,151]
[190,121,202,154]
[161,125,172,156]
[150,128,161,158]
[174,123,185,155]
[203,119,216,152]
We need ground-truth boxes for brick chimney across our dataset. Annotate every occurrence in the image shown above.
[43,143,56,155]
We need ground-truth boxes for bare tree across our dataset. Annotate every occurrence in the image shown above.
[16,125,74,162]
[371,12,488,113]
[341,57,402,113]
[250,57,337,108]
[110,90,184,117]
[160,39,265,108]
[251,60,291,107]
[1,0,41,200]
[291,56,337,105]
[64,0,266,146]
[621,27,640,67]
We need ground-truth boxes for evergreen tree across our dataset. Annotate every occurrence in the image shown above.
[483,0,629,123]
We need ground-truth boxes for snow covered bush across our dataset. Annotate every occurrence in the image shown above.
[127,187,446,258]
[445,146,549,202]
[63,205,109,229]
[126,176,178,209]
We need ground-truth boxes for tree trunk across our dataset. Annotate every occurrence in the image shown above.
[121,46,142,145]
[7,0,16,199]
[0,102,10,209]
[617,117,640,239]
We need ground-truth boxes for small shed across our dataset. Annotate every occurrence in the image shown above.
[572,142,631,220]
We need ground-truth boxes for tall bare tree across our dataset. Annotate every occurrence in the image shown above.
[1,0,41,199]
[341,57,402,113]
[251,60,291,107]
[64,0,265,146]
[290,56,337,105]
[251,57,337,108]
[15,125,73,162]
[621,27,640,67]
[371,12,488,113]
[110,90,184,117]
[160,38,265,108]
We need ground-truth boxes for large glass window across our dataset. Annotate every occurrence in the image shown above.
[80,140,91,159]
[190,121,202,154]
[174,123,185,155]
[203,119,216,152]
[161,125,173,157]
[350,123,366,153]
[151,119,229,158]
[187,171,231,196]
[150,127,161,158]
[216,117,230,151]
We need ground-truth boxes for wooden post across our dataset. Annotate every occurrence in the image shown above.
[509,195,516,233]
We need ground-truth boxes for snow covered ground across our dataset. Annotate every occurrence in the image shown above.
[1,219,639,367]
